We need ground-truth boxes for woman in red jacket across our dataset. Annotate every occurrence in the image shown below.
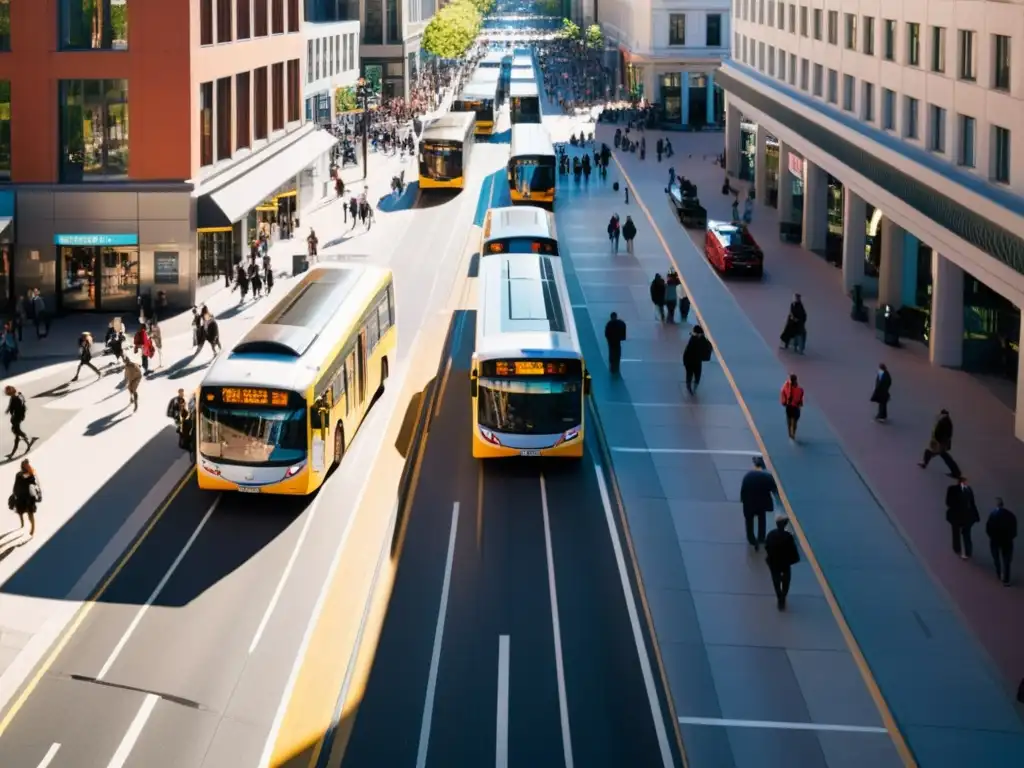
[780,374,805,440]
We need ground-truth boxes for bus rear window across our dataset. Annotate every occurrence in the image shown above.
[484,237,558,255]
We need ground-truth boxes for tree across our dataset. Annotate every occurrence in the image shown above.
[584,24,603,51]
[422,0,481,59]
[558,18,580,42]
[468,0,495,15]
[335,86,359,114]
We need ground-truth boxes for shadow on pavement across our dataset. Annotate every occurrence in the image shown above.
[467,252,480,277]
[414,189,462,209]
[83,407,133,436]
[489,129,511,144]
[377,181,419,213]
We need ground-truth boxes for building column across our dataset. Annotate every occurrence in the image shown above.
[877,217,905,306]
[777,142,794,224]
[842,190,867,295]
[642,65,655,103]
[706,71,716,124]
[1016,351,1024,441]
[680,73,690,126]
[929,252,964,367]
[754,126,768,206]
[801,159,827,252]
[725,97,741,176]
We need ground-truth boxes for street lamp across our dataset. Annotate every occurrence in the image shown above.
[357,77,370,181]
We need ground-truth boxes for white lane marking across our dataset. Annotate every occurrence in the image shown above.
[496,635,511,768]
[106,693,159,768]
[249,493,321,653]
[619,358,643,363]
[97,499,221,680]
[612,447,761,456]
[677,716,888,733]
[571,305,587,309]
[415,502,461,768]
[35,743,60,768]
[539,474,574,768]
[594,463,675,768]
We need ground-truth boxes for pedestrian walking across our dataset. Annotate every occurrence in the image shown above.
[265,265,275,294]
[780,373,805,440]
[607,214,620,253]
[622,215,637,255]
[765,513,800,610]
[148,320,163,368]
[604,311,627,374]
[132,322,154,374]
[204,309,222,356]
[31,289,50,339]
[123,356,143,412]
[71,332,102,382]
[742,193,754,224]
[0,321,17,375]
[10,459,41,538]
[191,307,207,353]
[3,385,35,460]
[780,293,807,353]
[945,476,980,560]
[731,195,740,222]
[664,270,679,322]
[349,195,358,229]
[870,363,892,422]
[919,409,961,477]
[682,325,712,394]
[985,498,1016,585]
[649,273,666,320]
[740,456,778,551]
[307,229,319,262]
[656,137,663,162]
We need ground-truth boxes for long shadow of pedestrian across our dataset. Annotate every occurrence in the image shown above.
[84,407,133,436]
[217,302,254,321]
[31,373,108,400]
[167,360,214,380]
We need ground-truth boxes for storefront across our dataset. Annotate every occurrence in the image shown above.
[784,149,806,222]
[56,233,143,312]
[739,118,757,182]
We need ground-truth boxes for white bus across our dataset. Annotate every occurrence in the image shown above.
[470,252,590,459]
[481,206,558,256]
[509,80,541,124]
[508,123,556,207]
[419,112,476,190]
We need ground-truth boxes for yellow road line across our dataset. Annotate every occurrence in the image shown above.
[0,468,199,736]
[611,156,918,768]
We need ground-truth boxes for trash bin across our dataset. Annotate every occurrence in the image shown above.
[292,253,309,276]
[875,304,901,346]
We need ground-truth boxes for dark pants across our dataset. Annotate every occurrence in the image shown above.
[653,301,665,320]
[8,419,29,454]
[785,406,801,438]
[768,564,792,602]
[608,342,622,373]
[991,541,1013,582]
[744,511,766,546]
[685,364,702,393]
[74,360,101,378]
[951,523,974,557]
[923,448,961,477]
[875,399,888,419]
[665,300,677,322]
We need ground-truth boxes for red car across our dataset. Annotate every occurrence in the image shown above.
[704,220,764,278]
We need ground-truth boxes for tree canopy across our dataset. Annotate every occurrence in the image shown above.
[467,0,496,15]
[422,0,482,59]
[558,18,580,41]
[584,24,603,50]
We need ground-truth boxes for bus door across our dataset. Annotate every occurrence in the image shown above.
[358,331,368,401]
[345,349,361,414]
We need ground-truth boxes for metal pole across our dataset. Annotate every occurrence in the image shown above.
[361,87,369,182]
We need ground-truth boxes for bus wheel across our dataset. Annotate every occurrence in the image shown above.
[332,424,345,469]
[381,357,390,383]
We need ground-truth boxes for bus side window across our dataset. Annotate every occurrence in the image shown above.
[387,283,395,325]
[310,393,330,429]
[332,365,346,416]
[366,306,380,353]
[377,295,391,336]
[346,350,359,410]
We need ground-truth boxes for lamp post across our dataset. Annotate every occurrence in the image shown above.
[357,77,370,181]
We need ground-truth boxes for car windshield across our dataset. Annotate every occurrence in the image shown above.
[477,378,582,435]
[199,405,307,465]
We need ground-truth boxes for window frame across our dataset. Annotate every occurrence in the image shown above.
[668,14,686,46]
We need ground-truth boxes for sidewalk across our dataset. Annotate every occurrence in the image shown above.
[552,130,1024,766]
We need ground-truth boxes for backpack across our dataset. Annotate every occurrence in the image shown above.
[700,337,712,362]
[166,397,180,419]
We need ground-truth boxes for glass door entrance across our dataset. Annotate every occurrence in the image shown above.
[60,245,140,311]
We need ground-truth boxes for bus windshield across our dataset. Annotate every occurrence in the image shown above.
[512,156,555,193]
[421,142,464,181]
[511,97,541,124]
[456,99,494,122]
[477,378,582,435]
[199,404,307,465]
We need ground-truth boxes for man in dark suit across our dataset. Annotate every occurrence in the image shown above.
[604,312,627,374]
[765,513,801,610]
[740,456,778,551]
[871,362,892,422]
[945,476,980,560]
[986,497,1017,586]
[920,409,961,477]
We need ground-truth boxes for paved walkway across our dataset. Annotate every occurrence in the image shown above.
[551,128,1024,766]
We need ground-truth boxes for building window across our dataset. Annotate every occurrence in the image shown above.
[199,81,213,166]
[707,14,722,47]
[958,30,976,80]
[778,48,786,80]
[842,74,854,111]
[386,0,400,44]
[958,114,975,167]
[0,0,10,51]
[812,63,823,96]
[217,0,232,43]
[59,0,129,50]
[827,10,837,45]
[800,58,808,90]
[844,13,856,49]
[236,71,250,150]
[882,88,895,130]
[904,96,919,139]
[0,81,9,180]
[907,22,920,66]
[863,16,874,55]
[930,26,945,73]
[349,33,356,69]
[992,125,1011,183]
[254,66,268,139]
[788,4,795,33]
[827,68,838,103]
[307,40,314,82]
[254,0,268,36]
[271,0,283,34]
[315,38,320,80]
[789,53,796,85]
[216,77,231,160]
[862,81,874,122]
[287,59,300,123]
[928,104,946,153]
[993,35,1011,91]
[271,62,284,131]
[364,0,383,44]
[813,9,822,40]
[669,14,685,46]
[768,0,774,27]
[776,2,784,30]
[758,41,765,70]
[200,0,213,45]
[58,79,129,181]
[799,5,807,37]
[237,0,250,38]
[883,19,895,61]
[335,36,341,72]
[768,45,775,76]
[287,0,299,32]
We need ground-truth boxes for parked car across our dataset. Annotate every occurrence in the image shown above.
[667,181,707,229]
[705,219,764,278]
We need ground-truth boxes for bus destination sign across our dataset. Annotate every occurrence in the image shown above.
[220,387,290,407]
[493,360,569,377]
[486,238,557,255]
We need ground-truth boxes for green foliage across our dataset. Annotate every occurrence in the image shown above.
[335,86,359,113]
[536,0,560,15]
[468,0,496,15]
[584,24,603,50]
[423,0,481,60]
[110,2,127,41]
[558,18,580,41]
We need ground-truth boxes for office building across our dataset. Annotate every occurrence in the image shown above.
[721,0,1024,438]
[598,0,730,126]
[0,0,337,314]
[304,20,361,128]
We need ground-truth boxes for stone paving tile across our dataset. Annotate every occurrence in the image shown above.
[706,644,813,722]
[787,648,887,727]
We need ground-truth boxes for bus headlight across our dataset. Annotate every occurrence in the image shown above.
[285,462,306,478]
[202,461,222,476]
[554,426,580,446]
[479,427,502,446]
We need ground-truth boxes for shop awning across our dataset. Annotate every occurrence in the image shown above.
[196,129,338,228]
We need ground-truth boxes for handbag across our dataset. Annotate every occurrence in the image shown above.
[7,494,14,511]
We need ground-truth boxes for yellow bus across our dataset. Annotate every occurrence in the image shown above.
[453,78,500,136]
[509,80,541,124]
[470,252,590,458]
[419,112,476,190]
[481,206,559,256]
[508,124,556,207]
[196,264,396,495]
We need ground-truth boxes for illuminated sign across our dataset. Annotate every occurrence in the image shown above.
[490,360,576,377]
[221,387,290,407]
[485,238,558,255]
[422,142,456,153]
[55,233,138,247]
